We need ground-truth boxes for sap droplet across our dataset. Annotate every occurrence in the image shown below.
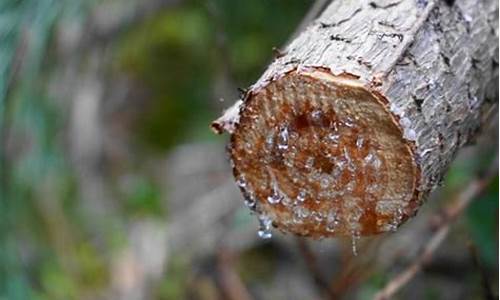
[236,177,247,188]
[364,152,381,169]
[343,147,356,172]
[344,117,355,128]
[309,170,321,182]
[245,142,253,154]
[326,209,339,232]
[305,157,315,170]
[386,207,404,231]
[356,136,364,149]
[311,211,324,223]
[267,190,282,205]
[390,103,404,116]
[331,163,343,178]
[296,189,307,202]
[320,174,330,189]
[277,126,289,150]
[333,156,346,169]
[351,230,360,256]
[376,199,400,215]
[330,121,339,132]
[373,156,382,169]
[326,223,336,232]
[300,207,311,218]
[258,229,272,239]
[404,129,417,141]
[244,198,256,210]
[327,133,340,143]
[400,117,411,128]
[293,206,310,223]
[311,110,323,124]
[242,186,257,212]
[385,221,398,232]
[281,195,293,207]
[396,207,404,220]
[267,173,283,205]
[257,214,273,239]
[345,180,355,192]
[284,155,295,168]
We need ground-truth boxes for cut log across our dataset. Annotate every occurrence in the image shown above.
[212,0,498,239]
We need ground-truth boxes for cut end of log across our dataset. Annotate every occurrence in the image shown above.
[228,68,421,238]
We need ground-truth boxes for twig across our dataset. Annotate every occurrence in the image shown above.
[216,248,253,300]
[329,237,383,298]
[374,156,498,300]
[296,238,337,299]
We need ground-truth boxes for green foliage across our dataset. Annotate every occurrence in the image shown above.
[445,152,498,269]
[122,176,164,217]
[38,260,78,300]
[0,1,90,298]
[467,177,499,268]
[116,0,310,151]
[156,256,190,300]
[116,5,216,150]
[358,272,389,300]
[36,241,109,300]
[210,0,309,83]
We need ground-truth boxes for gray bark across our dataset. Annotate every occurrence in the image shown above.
[255,0,498,195]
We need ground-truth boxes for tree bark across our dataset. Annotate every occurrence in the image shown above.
[212,0,498,239]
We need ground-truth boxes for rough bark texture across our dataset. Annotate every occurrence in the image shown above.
[212,0,498,240]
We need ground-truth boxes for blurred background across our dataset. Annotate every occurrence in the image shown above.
[0,0,497,299]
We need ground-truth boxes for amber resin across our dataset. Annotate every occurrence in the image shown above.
[229,69,419,238]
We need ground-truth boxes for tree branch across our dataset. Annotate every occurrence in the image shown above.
[467,241,496,300]
[374,155,498,300]
[215,0,498,239]
[216,248,254,300]
[296,238,337,299]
